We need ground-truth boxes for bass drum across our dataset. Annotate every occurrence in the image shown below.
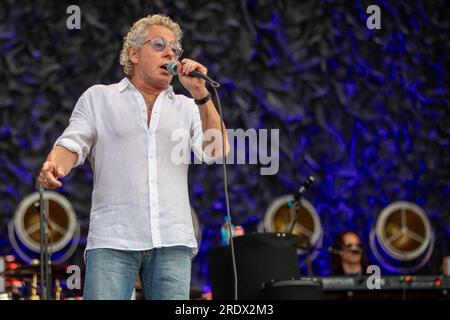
[370,201,434,273]
[8,191,80,264]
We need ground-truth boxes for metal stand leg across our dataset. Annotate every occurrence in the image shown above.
[38,185,52,300]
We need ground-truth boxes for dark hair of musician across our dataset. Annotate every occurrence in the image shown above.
[331,230,369,275]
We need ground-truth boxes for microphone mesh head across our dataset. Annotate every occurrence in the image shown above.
[166,61,178,75]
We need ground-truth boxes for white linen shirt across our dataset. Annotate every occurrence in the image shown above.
[54,77,211,256]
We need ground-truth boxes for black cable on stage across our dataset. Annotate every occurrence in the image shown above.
[166,61,238,299]
[210,83,238,301]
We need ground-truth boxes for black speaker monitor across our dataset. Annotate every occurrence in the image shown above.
[207,233,300,300]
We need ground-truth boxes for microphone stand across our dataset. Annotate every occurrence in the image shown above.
[305,240,313,277]
[287,176,314,276]
[288,176,314,234]
[37,180,52,300]
[288,200,314,276]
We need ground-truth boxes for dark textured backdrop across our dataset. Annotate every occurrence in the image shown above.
[1,0,449,291]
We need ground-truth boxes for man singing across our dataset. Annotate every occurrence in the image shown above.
[38,14,229,300]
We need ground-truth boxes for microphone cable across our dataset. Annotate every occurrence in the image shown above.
[209,82,239,301]
[166,61,238,299]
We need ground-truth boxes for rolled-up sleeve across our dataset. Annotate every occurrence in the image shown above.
[54,92,95,167]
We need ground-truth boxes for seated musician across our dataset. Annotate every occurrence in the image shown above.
[440,255,450,276]
[331,230,369,275]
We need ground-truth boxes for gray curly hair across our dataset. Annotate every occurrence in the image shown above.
[119,14,182,78]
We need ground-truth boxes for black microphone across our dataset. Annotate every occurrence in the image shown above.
[328,247,362,256]
[298,175,314,196]
[345,245,363,255]
[165,61,220,87]
[296,244,362,257]
[289,175,314,205]
[165,61,203,78]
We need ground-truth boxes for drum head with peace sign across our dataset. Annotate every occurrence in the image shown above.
[11,191,78,254]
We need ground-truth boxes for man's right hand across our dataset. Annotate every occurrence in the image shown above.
[38,160,66,189]
[38,146,77,189]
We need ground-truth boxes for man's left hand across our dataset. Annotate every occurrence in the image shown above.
[177,59,209,100]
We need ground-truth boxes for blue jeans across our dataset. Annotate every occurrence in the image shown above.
[83,246,192,300]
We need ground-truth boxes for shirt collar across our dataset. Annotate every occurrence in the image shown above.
[118,77,131,92]
[118,77,174,99]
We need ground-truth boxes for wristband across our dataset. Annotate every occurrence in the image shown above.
[194,93,211,105]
